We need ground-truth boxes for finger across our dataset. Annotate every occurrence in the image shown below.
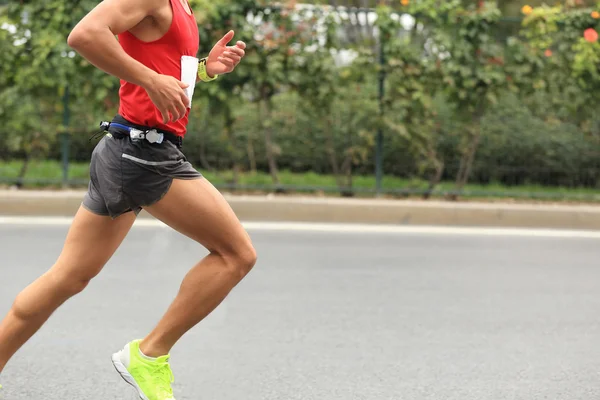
[227,47,245,57]
[178,80,189,89]
[164,107,174,124]
[176,102,187,120]
[160,109,169,124]
[222,51,242,62]
[236,40,246,49]
[225,55,242,65]
[173,95,187,118]
[217,30,235,46]
[180,91,190,106]
[217,57,235,67]
[165,109,174,123]
[156,105,167,124]
[170,105,183,122]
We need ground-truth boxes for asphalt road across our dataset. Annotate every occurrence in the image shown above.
[1,222,599,399]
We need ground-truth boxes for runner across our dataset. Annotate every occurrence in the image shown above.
[0,0,255,399]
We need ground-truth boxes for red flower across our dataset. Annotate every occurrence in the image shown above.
[584,28,598,42]
[544,49,553,57]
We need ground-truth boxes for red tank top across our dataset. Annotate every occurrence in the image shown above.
[117,0,199,137]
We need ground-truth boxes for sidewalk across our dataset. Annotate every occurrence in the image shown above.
[0,189,599,230]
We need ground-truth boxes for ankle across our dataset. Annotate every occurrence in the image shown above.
[139,338,170,359]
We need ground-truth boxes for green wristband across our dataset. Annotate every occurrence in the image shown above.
[198,57,218,82]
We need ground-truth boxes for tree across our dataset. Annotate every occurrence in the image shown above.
[0,0,119,184]
[194,0,258,184]
[435,2,510,198]
[520,3,600,136]
[374,2,452,198]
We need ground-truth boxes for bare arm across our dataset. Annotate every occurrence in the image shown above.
[68,0,189,123]
[67,0,162,88]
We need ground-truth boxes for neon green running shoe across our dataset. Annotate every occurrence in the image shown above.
[111,340,176,400]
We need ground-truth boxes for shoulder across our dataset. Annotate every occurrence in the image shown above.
[92,0,172,23]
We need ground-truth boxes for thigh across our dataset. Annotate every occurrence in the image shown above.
[52,205,136,279]
[143,177,250,253]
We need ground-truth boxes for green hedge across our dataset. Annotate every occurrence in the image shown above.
[37,90,599,190]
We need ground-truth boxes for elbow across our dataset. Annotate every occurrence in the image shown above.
[67,26,92,51]
[67,28,81,50]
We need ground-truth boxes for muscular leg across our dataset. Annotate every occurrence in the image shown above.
[139,178,257,357]
[0,206,136,373]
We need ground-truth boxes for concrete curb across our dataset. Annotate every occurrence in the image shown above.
[0,190,599,230]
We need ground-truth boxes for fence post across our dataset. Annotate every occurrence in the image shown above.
[375,34,385,196]
[61,86,70,188]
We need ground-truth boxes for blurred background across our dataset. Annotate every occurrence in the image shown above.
[2,3,600,399]
[0,0,599,202]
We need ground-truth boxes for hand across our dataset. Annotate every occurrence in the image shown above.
[206,30,246,77]
[144,74,190,124]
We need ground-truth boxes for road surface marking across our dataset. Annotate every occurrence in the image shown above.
[0,216,599,238]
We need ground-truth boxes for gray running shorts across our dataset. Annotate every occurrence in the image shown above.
[82,126,202,219]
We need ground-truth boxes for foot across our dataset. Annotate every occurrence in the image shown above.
[111,339,176,400]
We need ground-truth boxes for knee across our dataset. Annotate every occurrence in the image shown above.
[62,276,92,296]
[12,266,94,321]
[50,265,95,296]
[221,241,257,279]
